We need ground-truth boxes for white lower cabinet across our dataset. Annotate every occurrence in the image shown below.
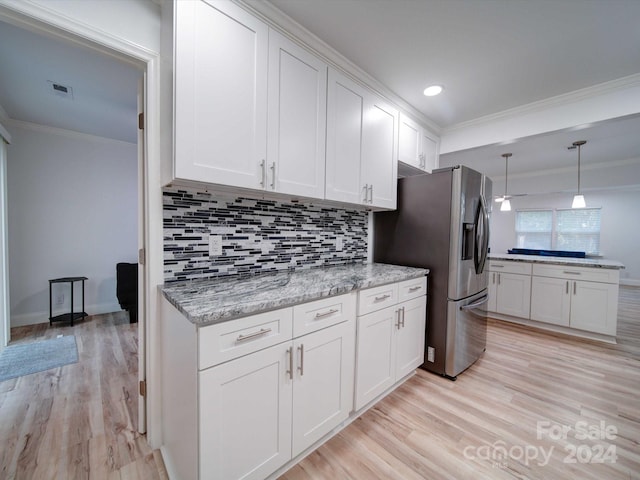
[161,278,427,480]
[487,259,620,339]
[355,279,427,410]
[531,272,619,335]
[197,293,355,480]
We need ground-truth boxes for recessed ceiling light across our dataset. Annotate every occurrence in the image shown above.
[423,85,443,97]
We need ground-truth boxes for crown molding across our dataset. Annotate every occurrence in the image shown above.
[236,0,441,135]
[444,73,640,134]
[6,118,136,146]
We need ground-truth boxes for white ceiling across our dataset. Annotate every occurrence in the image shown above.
[0,19,142,143]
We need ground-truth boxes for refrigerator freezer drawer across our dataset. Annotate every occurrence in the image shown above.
[444,291,488,378]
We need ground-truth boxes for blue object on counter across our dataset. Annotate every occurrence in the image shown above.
[507,248,586,258]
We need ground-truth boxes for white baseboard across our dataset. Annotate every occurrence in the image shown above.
[11,302,123,327]
[620,278,640,287]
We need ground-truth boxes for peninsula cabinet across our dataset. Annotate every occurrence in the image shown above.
[325,68,398,209]
[530,264,619,336]
[398,113,439,173]
[354,277,427,410]
[486,261,532,319]
[172,0,327,198]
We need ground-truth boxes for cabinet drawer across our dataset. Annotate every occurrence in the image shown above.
[292,292,356,337]
[488,260,532,275]
[358,283,398,316]
[199,307,293,369]
[397,276,427,303]
[532,264,619,284]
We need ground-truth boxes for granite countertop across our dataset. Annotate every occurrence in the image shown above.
[161,263,429,326]
[488,253,625,270]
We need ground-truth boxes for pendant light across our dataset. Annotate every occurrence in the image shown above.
[570,140,586,208]
[500,153,512,212]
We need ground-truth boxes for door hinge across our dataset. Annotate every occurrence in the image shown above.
[138,112,144,130]
[138,248,145,265]
[139,380,147,397]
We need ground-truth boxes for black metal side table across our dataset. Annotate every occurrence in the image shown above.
[49,276,88,326]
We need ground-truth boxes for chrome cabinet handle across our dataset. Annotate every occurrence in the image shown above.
[563,271,581,275]
[395,309,401,329]
[287,346,293,380]
[400,306,405,328]
[573,281,577,295]
[408,286,422,292]
[314,308,339,319]
[374,294,391,301]
[492,265,504,268]
[236,327,271,342]
[368,184,373,203]
[298,344,304,376]
[259,159,266,187]
[492,272,496,284]
[566,281,569,294]
[270,162,276,189]
[362,184,369,202]
[497,273,501,285]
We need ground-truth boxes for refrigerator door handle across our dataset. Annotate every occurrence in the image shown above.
[473,196,490,274]
[460,294,489,311]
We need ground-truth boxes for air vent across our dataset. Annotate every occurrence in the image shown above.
[47,80,74,99]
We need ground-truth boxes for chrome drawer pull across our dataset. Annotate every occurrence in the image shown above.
[236,327,272,342]
[374,294,391,301]
[408,286,422,292]
[314,308,339,319]
[492,265,504,268]
[563,271,581,275]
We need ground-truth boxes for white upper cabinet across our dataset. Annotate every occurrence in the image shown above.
[174,0,268,189]
[398,113,439,173]
[267,30,327,198]
[326,68,398,209]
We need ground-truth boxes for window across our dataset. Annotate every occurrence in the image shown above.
[515,208,601,255]
[515,210,552,250]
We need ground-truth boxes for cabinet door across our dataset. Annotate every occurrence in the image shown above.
[530,276,570,327]
[354,305,398,410]
[325,69,365,204]
[174,0,267,189]
[398,114,421,168]
[362,95,398,209]
[421,131,439,173]
[292,321,355,457]
[395,296,427,379]
[496,273,531,318]
[199,342,292,480]
[486,272,498,312]
[268,30,327,198]
[570,281,618,335]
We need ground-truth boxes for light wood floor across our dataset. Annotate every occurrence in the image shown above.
[0,312,167,480]
[281,286,640,480]
[2,288,639,479]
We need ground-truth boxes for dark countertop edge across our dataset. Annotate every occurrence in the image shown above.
[488,254,625,270]
[160,264,429,327]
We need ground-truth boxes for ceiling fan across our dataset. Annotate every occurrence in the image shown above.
[493,153,527,211]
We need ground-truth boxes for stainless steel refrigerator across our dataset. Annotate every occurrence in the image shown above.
[374,165,492,379]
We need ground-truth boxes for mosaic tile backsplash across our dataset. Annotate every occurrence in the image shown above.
[163,188,369,282]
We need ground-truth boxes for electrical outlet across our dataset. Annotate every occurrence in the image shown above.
[209,235,222,257]
[336,236,344,252]
[427,346,435,363]
[55,293,64,306]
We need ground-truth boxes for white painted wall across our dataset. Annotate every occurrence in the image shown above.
[490,188,640,285]
[6,122,138,326]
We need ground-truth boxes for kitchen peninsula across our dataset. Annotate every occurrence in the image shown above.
[160,262,428,480]
[486,253,624,342]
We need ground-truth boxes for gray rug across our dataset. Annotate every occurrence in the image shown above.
[0,335,78,382]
